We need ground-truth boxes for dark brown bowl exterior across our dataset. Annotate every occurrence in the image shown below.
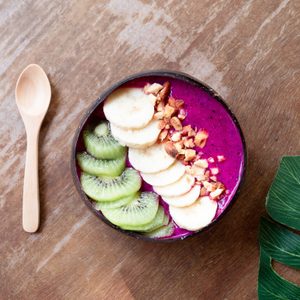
[71,70,247,242]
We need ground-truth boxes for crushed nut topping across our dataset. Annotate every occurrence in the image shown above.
[164,104,176,118]
[171,132,181,142]
[183,149,196,161]
[144,83,163,95]
[154,111,164,120]
[217,155,226,162]
[158,129,169,142]
[170,117,182,131]
[194,130,209,148]
[146,81,227,201]
[164,141,179,158]
[157,81,171,103]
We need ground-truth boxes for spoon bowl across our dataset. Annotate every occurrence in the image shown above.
[15,64,51,232]
[16,64,51,119]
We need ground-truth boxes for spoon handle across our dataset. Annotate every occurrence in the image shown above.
[23,129,40,232]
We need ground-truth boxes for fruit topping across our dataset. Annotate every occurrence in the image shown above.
[103,88,155,129]
[169,196,218,231]
[120,206,167,232]
[94,193,137,210]
[83,121,126,159]
[80,168,141,202]
[77,152,126,177]
[128,143,175,173]
[144,222,175,239]
[110,119,160,149]
[141,161,185,187]
[153,174,195,197]
[162,185,201,207]
[101,192,159,227]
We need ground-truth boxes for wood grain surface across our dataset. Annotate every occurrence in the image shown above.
[1,0,299,299]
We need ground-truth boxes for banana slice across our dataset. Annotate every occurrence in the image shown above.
[110,119,161,149]
[162,185,200,207]
[153,174,195,197]
[141,161,186,187]
[104,88,155,129]
[169,196,218,231]
[129,143,175,173]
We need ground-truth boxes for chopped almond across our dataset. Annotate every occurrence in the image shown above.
[170,117,182,130]
[184,138,195,148]
[183,149,196,161]
[144,83,163,95]
[154,111,164,120]
[188,128,196,137]
[174,99,184,109]
[165,124,170,130]
[178,109,187,120]
[210,188,225,199]
[196,174,206,181]
[156,101,165,112]
[177,114,186,121]
[158,129,168,142]
[194,159,208,169]
[164,141,178,158]
[157,81,170,103]
[210,167,219,175]
[191,165,205,176]
[216,182,225,189]
[159,120,167,130]
[174,141,184,152]
[171,132,181,142]
[217,155,226,162]
[208,157,215,163]
[205,170,210,179]
[187,165,204,177]
[177,154,186,161]
[203,181,214,192]
[168,97,177,107]
[210,176,217,182]
[200,187,207,196]
[182,125,192,136]
[164,104,176,118]
[194,130,209,148]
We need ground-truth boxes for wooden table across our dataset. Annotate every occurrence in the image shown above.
[1,0,299,299]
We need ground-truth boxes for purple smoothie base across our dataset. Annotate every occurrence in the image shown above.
[75,76,244,240]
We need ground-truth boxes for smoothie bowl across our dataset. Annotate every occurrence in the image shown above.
[71,71,246,241]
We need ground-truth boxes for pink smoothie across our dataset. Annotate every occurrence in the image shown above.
[75,75,245,240]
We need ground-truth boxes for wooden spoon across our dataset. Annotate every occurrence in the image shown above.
[15,64,51,233]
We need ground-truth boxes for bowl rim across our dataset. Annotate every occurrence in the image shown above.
[70,70,247,242]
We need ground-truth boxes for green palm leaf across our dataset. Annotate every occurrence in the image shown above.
[260,217,300,269]
[258,156,300,299]
[266,156,300,230]
[259,248,300,300]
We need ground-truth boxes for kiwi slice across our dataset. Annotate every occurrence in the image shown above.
[145,222,175,239]
[94,122,110,136]
[80,168,141,202]
[83,121,126,159]
[101,192,159,227]
[77,152,125,177]
[162,213,170,227]
[120,206,167,232]
[94,193,136,210]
